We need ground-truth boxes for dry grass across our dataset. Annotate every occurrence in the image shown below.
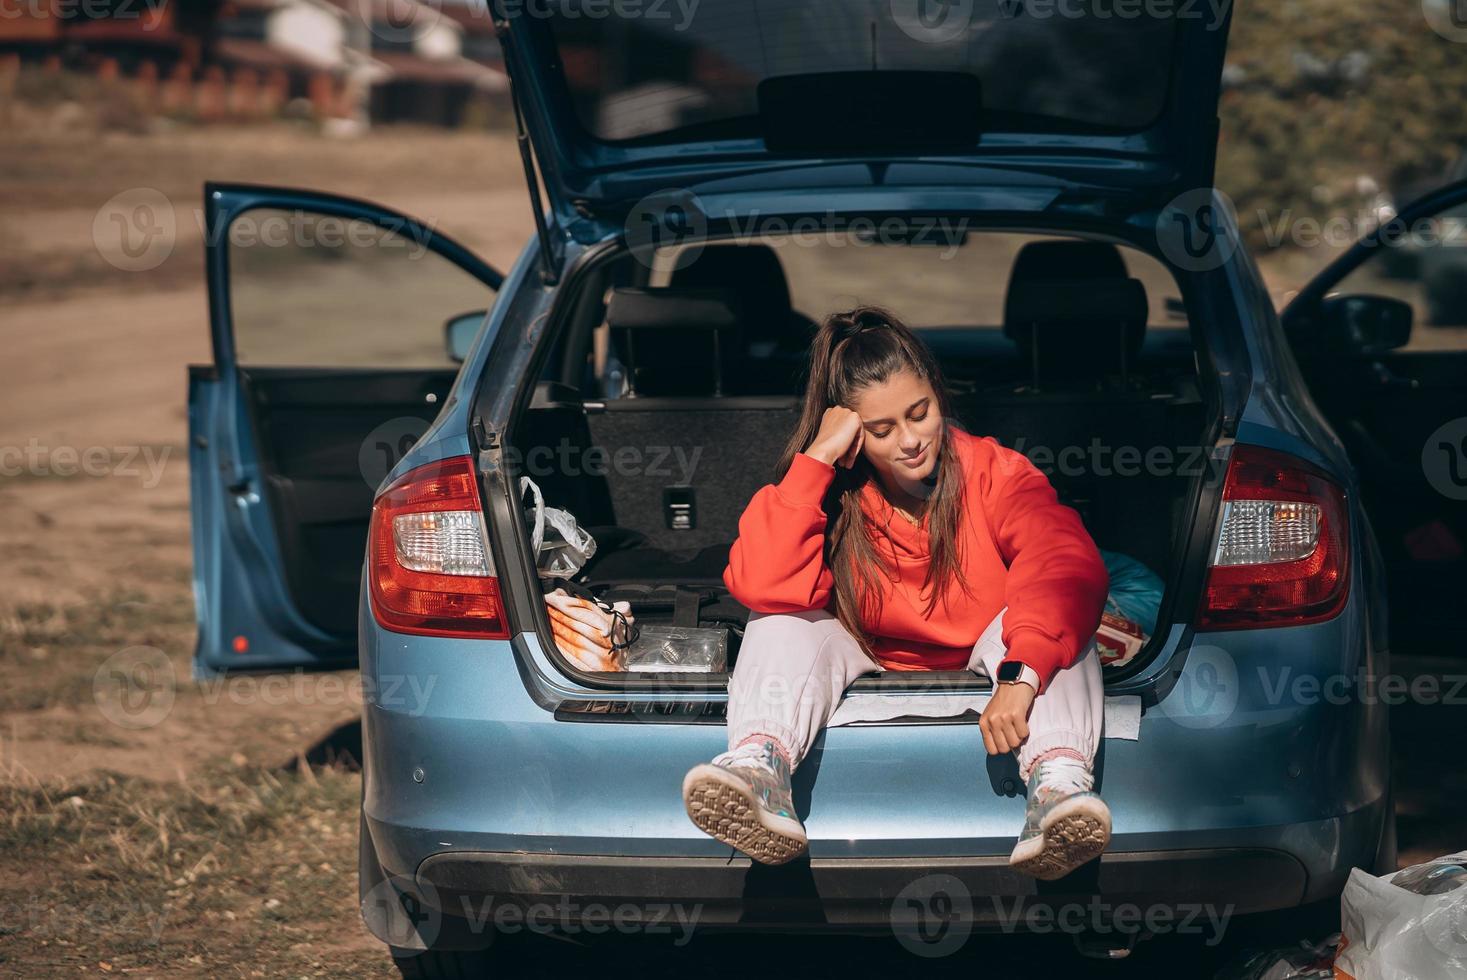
[0,589,194,715]
[0,761,383,977]
[0,113,450,967]
[0,577,384,974]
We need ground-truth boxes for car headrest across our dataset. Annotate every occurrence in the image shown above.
[1003,240,1147,389]
[1004,240,1132,337]
[606,286,741,332]
[605,287,741,396]
[669,244,813,351]
[1009,240,1128,287]
[1005,278,1149,330]
[1005,278,1149,389]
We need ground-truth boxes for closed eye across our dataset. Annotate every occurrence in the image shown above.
[864,397,930,436]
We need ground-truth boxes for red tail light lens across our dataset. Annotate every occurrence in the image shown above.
[1196,444,1350,630]
[368,455,510,639]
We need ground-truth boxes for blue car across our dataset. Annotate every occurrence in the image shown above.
[188,2,1467,972]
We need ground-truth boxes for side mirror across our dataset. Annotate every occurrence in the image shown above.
[444,310,487,364]
[1316,294,1412,354]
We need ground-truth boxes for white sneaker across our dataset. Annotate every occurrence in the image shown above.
[682,739,809,865]
[1008,757,1112,880]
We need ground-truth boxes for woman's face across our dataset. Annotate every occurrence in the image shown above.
[849,368,944,496]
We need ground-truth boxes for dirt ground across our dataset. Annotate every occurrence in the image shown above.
[0,121,1461,977]
[0,123,534,978]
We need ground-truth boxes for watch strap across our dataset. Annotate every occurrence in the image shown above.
[997,661,1041,693]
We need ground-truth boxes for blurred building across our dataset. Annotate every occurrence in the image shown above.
[0,0,506,126]
[211,0,367,120]
[320,0,505,126]
[0,0,221,75]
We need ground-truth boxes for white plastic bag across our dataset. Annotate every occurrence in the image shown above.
[521,476,597,580]
[1334,851,1467,979]
[544,587,634,671]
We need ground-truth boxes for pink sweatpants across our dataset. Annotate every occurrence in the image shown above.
[726,607,1103,781]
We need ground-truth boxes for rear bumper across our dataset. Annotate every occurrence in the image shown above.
[415,845,1307,926]
[365,797,1384,944]
[362,833,1350,951]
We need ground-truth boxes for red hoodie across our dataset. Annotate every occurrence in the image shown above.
[723,427,1109,693]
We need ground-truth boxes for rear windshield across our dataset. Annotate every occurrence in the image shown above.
[649,232,1186,331]
[546,0,1180,143]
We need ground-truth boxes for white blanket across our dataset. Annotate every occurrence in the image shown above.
[826,693,1143,740]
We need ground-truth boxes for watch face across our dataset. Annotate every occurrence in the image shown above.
[997,661,1024,683]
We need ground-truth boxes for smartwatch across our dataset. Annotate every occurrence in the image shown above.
[996,660,1041,692]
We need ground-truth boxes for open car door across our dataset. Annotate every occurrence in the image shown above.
[189,183,502,676]
[1282,179,1467,655]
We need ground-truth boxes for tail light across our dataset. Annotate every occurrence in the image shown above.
[368,455,510,639]
[1196,444,1350,629]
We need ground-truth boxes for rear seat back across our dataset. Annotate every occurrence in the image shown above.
[954,395,1203,575]
[516,382,801,584]
[605,287,741,397]
[582,396,800,556]
[593,284,808,557]
[514,283,811,586]
[1003,240,1149,391]
[669,243,816,396]
[1005,278,1148,389]
[974,239,1200,573]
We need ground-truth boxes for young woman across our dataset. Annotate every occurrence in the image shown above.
[681,306,1112,880]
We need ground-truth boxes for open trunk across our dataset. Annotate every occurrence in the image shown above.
[516,387,1206,676]
[506,229,1217,685]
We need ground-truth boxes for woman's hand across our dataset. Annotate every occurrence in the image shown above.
[980,681,1037,756]
[806,406,864,468]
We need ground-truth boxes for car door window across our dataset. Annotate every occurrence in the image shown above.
[1327,203,1467,351]
[228,207,495,367]
[1285,188,1467,658]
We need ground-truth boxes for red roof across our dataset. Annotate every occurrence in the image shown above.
[63,14,182,45]
[372,49,503,88]
[214,36,336,72]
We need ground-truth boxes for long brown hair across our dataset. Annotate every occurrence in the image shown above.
[777,306,972,657]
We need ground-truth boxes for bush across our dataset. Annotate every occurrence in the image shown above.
[1220,0,1467,250]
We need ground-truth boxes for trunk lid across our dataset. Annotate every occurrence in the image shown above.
[494,0,1233,229]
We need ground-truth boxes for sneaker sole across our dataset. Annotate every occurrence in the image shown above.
[1008,794,1112,881]
[682,764,809,866]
